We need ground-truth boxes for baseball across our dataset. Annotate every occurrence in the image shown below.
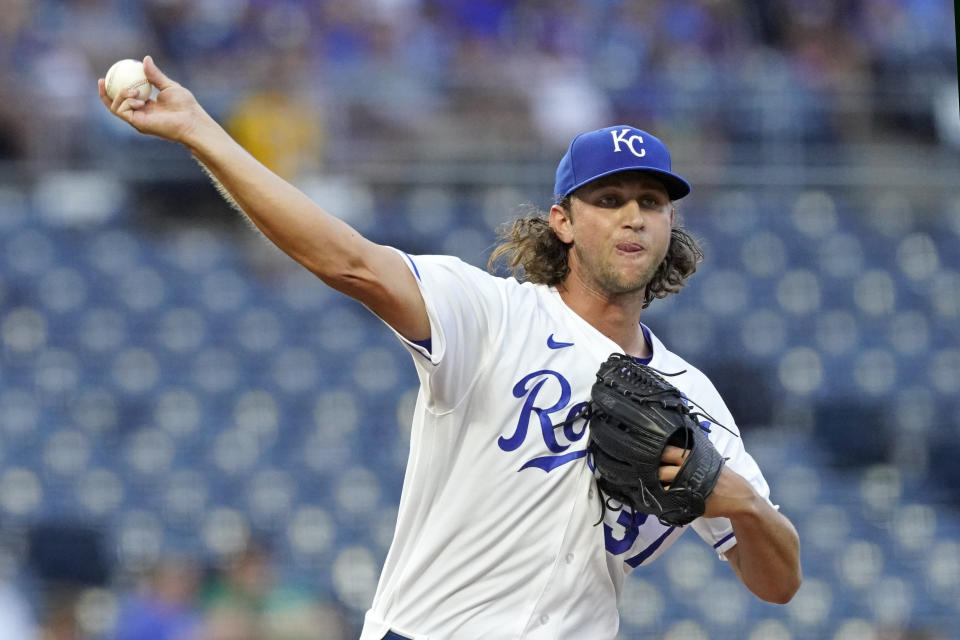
[104,59,153,101]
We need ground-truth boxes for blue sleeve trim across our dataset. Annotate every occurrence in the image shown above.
[401,251,422,281]
[411,337,432,354]
[713,532,736,549]
[625,526,676,568]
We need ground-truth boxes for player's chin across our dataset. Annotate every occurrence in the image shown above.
[614,260,657,287]
[599,272,651,296]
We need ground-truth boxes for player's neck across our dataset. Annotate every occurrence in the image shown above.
[555,279,650,359]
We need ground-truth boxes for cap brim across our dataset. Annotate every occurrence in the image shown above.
[563,167,691,201]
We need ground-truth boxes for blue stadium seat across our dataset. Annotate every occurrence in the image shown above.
[817,232,866,280]
[740,229,789,279]
[740,308,788,357]
[699,269,751,316]
[619,578,666,632]
[405,186,456,238]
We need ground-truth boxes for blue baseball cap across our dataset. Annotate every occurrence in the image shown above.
[554,125,691,202]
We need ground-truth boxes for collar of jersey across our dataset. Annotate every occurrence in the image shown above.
[545,286,657,366]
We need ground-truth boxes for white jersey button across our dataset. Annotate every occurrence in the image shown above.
[588,489,594,499]
[539,614,550,625]
[565,553,575,564]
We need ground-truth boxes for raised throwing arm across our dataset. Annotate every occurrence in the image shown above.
[98,56,430,343]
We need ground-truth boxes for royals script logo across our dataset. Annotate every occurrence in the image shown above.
[498,370,589,472]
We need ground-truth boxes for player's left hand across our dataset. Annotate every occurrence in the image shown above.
[659,445,759,519]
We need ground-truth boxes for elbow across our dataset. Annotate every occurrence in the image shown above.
[310,253,377,297]
[319,266,374,297]
[764,571,802,605]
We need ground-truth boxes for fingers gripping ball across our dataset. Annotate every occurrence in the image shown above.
[587,353,726,527]
[104,59,154,101]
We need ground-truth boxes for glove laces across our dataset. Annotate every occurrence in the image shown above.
[633,366,739,438]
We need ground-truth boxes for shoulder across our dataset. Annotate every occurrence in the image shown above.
[401,252,543,299]
[645,325,737,431]
[399,252,495,284]
[398,252,479,281]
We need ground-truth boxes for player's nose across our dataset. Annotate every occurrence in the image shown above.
[620,199,646,230]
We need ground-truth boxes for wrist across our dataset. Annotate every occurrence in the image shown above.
[181,109,221,151]
[703,466,763,519]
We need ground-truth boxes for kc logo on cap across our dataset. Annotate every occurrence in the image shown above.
[554,125,691,202]
[610,128,646,158]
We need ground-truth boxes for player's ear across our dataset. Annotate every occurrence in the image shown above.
[549,203,574,244]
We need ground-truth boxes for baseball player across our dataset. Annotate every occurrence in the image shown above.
[100,57,801,640]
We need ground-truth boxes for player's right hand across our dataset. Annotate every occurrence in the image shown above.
[98,55,211,145]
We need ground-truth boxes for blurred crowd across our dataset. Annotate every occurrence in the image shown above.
[0,540,356,640]
[0,0,956,176]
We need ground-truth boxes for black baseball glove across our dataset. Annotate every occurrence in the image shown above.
[587,353,726,527]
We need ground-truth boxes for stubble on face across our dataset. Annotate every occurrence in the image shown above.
[571,234,669,297]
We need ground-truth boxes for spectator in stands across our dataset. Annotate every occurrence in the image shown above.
[201,541,347,640]
[225,48,324,181]
[37,588,82,640]
[112,557,203,640]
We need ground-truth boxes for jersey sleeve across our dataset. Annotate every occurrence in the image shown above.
[384,251,507,412]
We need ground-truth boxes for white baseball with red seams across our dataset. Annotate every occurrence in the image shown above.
[104,59,153,101]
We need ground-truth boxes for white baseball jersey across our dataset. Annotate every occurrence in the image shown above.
[359,252,773,640]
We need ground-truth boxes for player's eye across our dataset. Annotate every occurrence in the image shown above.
[597,195,621,207]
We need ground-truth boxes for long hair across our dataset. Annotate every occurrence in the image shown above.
[487,197,704,308]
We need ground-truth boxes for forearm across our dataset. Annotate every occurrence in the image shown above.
[182,114,370,281]
[727,498,801,604]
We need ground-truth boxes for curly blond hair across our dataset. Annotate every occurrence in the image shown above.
[487,198,703,308]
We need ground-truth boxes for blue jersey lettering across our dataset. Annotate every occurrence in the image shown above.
[499,370,589,472]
